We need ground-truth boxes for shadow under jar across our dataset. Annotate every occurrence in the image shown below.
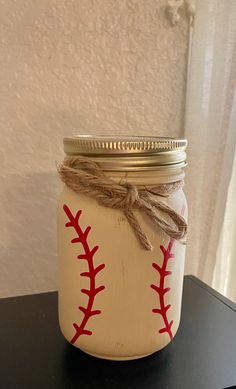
[57,135,188,361]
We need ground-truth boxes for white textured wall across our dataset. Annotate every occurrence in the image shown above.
[0,0,189,297]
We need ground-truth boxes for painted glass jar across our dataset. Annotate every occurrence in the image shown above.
[57,135,188,360]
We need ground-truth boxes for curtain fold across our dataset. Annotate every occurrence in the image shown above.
[184,0,236,300]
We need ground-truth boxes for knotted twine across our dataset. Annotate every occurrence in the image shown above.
[58,156,187,251]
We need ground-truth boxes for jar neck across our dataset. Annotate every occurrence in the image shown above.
[103,167,185,186]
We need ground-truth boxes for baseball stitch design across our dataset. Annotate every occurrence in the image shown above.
[151,205,186,340]
[63,204,105,345]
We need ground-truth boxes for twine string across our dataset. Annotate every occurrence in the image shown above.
[58,156,187,251]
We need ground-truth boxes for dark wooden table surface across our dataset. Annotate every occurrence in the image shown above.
[0,275,236,389]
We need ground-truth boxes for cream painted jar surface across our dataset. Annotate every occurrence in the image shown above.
[58,135,188,360]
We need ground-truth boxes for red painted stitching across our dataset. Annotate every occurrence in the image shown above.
[151,205,186,341]
[63,204,105,345]
[151,240,174,340]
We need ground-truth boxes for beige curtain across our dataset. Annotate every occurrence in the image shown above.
[213,150,236,301]
[184,0,236,301]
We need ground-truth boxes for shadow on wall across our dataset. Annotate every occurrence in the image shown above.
[0,171,59,297]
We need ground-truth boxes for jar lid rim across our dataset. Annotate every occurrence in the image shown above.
[64,135,187,153]
[63,135,187,170]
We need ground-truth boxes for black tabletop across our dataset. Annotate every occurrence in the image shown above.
[0,275,236,389]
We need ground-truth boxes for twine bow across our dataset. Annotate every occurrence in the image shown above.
[58,156,187,251]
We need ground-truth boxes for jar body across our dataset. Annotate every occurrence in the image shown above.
[57,169,187,360]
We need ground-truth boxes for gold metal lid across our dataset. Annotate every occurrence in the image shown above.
[63,135,187,171]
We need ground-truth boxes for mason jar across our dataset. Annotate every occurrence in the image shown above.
[57,135,188,360]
